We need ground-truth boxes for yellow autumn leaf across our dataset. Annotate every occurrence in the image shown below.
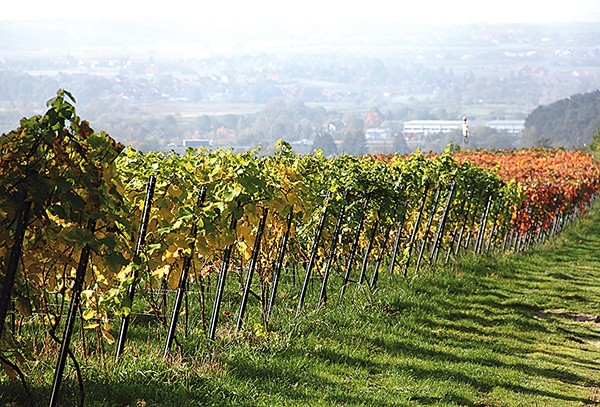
[102,329,115,344]
[169,184,183,198]
[158,206,173,220]
[270,199,285,213]
[82,308,96,320]
[237,240,252,261]
[195,236,210,257]
[94,265,109,285]
[46,208,73,227]
[237,223,251,240]
[117,264,133,281]
[152,264,171,279]
[167,267,182,290]
[81,289,95,299]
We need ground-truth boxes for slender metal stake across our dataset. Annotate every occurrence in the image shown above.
[49,219,96,407]
[475,192,493,254]
[445,225,459,264]
[296,191,330,316]
[266,210,294,323]
[485,195,503,252]
[455,187,477,256]
[370,223,392,290]
[318,193,348,307]
[164,186,208,357]
[445,190,469,261]
[465,189,486,251]
[340,196,369,296]
[388,206,407,278]
[403,182,430,277]
[358,218,378,285]
[208,215,238,341]
[0,200,31,339]
[430,180,456,262]
[116,175,156,361]
[415,186,441,274]
[236,207,269,331]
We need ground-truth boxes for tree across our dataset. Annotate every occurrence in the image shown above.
[312,132,338,156]
[195,115,212,133]
[468,126,518,150]
[364,108,382,128]
[160,114,180,139]
[589,128,600,156]
[522,90,600,148]
[340,130,367,156]
[392,132,411,154]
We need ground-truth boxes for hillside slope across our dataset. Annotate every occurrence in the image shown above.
[2,205,600,406]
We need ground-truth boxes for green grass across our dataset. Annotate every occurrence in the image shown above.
[3,206,600,406]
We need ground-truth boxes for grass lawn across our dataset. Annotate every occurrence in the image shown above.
[3,204,600,406]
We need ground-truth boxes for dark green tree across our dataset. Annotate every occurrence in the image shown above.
[522,90,600,148]
[340,130,367,156]
[312,132,338,156]
[589,128,600,155]
[392,132,411,154]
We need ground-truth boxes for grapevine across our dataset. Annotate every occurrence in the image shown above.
[2,91,600,405]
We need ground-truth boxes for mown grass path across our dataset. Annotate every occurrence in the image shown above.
[3,205,600,406]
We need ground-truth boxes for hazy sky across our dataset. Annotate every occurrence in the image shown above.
[3,0,600,25]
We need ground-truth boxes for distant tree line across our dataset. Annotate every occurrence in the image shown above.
[522,90,600,148]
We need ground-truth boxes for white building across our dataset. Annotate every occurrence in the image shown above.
[402,119,525,145]
[484,120,524,134]
[403,120,462,136]
[402,120,462,143]
[403,119,524,137]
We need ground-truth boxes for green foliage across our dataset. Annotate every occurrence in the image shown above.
[522,90,600,148]
[0,89,131,350]
[589,128,600,155]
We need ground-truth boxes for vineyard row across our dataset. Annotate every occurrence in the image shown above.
[1,90,600,405]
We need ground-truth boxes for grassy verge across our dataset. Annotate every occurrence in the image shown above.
[3,205,600,406]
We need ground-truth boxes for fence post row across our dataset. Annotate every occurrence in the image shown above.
[358,214,379,285]
[403,182,430,277]
[484,193,502,253]
[415,186,441,274]
[369,222,392,290]
[430,180,457,263]
[475,192,494,255]
[455,186,477,256]
[388,201,408,278]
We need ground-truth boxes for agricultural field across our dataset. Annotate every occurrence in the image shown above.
[1,90,600,406]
